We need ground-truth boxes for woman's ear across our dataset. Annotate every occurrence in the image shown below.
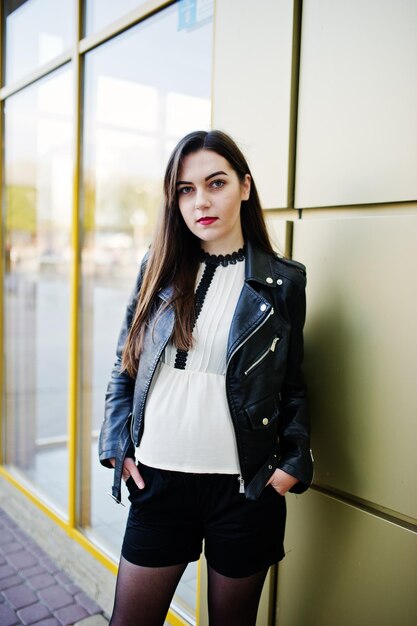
[241,174,251,201]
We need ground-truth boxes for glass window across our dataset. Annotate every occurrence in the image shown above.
[81,2,212,618]
[4,66,73,516]
[4,0,74,85]
[85,0,149,35]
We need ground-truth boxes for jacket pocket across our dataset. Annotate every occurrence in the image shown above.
[244,395,279,430]
[244,336,281,376]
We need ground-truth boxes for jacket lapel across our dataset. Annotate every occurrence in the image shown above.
[226,243,275,363]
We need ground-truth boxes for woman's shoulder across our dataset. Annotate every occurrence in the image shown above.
[270,252,307,288]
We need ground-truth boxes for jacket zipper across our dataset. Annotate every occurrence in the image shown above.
[226,306,275,494]
[133,335,172,446]
[226,307,274,370]
[244,336,280,376]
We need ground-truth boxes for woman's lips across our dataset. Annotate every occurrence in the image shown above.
[198,217,218,226]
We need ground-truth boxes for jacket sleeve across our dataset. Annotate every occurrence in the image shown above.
[277,272,313,493]
[98,253,148,467]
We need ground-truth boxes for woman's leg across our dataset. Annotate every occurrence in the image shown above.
[109,556,187,626]
[207,565,268,626]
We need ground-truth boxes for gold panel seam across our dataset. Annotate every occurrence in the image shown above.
[311,484,417,532]
[287,0,302,209]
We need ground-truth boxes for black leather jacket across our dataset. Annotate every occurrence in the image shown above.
[99,241,313,503]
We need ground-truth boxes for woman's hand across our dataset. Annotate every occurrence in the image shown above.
[267,469,299,496]
[109,457,145,490]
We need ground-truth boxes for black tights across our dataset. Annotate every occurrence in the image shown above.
[110,556,268,626]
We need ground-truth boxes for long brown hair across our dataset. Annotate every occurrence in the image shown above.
[121,130,274,377]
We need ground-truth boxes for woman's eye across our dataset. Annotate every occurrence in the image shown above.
[178,186,193,195]
[211,179,225,189]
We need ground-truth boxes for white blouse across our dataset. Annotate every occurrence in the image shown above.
[137,259,245,473]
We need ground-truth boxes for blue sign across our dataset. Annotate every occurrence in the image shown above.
[178,0,197,30]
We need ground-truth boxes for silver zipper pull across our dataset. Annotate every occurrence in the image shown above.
[270,337,280,352]
[238,476,245,494]
[107,492,125,506]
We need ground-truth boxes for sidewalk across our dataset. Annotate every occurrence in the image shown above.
[0,507,109,626]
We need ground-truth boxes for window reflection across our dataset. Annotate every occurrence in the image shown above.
[4,0,74,85]
[4,66,73,515]
[85,0,149,36]
[81,2,212,618]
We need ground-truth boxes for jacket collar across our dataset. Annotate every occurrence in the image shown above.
[158,241,275,302]
[244,240,276,287]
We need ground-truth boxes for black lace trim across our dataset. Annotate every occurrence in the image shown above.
[173,247,245,370]
[199,246,245,267]
[174,263,217,370]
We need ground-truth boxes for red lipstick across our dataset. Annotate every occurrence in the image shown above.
[198,217,218,226]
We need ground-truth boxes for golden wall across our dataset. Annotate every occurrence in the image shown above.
[213,1,417,624]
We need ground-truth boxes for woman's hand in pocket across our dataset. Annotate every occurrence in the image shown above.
[266,469,298,496]
[109,457,145,489]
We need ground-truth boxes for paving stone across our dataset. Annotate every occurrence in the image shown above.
[17,602,52,625]
[0,602,19,626]
[2,541,24,555]
[55,571,72,586]
[28,572,56,591]
[75,592,102,616]
[38,585,73,610]
[1,515,17,528]
[41,558,61,575]
[64,582,82,595]
[55,603,89,625]
[10,528,30,540]
[0,564,17,580]
[22,565,48,579]
[19,541,41,554]
[0,530,15,544]
[3,583,38,609]
[6,550,38,570]
[0,506,107,626]
[0,575,22,591]
[30,545,49,558]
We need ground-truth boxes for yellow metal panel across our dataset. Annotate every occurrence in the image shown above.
[212,0,295,209]
[67,0,83,530]
[257,568,276,626]
[295,0,417,208]
[292,215,417,520]
[276,490,417,626]
[197,555,208,626]
[166,608,189,626]
[266,214,295,258]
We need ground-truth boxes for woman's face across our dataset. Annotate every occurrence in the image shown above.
[176,149,251,254]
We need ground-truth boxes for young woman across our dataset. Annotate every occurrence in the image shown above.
[99,130,313,626]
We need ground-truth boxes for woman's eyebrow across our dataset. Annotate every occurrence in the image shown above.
[205,170,228,181]
[176,171,229,186]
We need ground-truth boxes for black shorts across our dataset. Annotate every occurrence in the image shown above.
[122,462,286,578]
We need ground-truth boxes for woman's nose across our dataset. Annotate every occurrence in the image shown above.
[195,188,211,210]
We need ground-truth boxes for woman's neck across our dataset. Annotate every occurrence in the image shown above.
[201,236,245,256]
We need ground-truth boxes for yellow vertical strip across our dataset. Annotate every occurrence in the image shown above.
[0,0,4,466]
[165,609,188,626]
[68,0,83,528]
[196,558,202,624]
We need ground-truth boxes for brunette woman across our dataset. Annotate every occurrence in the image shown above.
[99,130,313,626]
